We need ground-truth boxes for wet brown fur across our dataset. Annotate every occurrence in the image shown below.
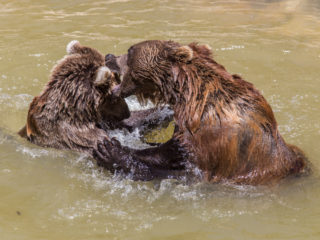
[102,40,309,185]
[18,42,130,155]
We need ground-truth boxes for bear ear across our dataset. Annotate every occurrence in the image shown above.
[94,66,112,86]
[196,43,212,56]
[171,45,193,63]
[202,44,212,52]
[66,40,80,55]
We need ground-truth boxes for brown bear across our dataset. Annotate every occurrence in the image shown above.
[94,40,309,184]
[18,40,172,163]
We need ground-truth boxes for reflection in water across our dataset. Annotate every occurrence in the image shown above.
[0,0,320,239]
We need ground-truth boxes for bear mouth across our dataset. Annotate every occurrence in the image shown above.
[108,67,164,106]
[135,85,165,107]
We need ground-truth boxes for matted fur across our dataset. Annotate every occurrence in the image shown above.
[101,40,309,185]
[18,41,130,154]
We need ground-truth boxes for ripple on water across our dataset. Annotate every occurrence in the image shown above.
[4,118,315,238]
[4,91,283,224]
[55,156,281,229]
[16,145,51,158]
[0,93,33,110]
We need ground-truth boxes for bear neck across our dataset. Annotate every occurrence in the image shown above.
[167,61,245,135]
[40,79,102,126]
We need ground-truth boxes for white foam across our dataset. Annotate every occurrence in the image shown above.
[16,145,50,158]
[108,128,150,150]
[125,96,154,111]
[29,53,45,57]
[217,45,244,51]
[107,96,172,149]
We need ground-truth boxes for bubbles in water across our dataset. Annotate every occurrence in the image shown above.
[28,53,46,57]
[15,143,67,159]
[217,45,245,51]
[0,93,33,110]
[109,97,173,149]
[2,169,11,173]
[16,145,50,158]
[282,49,291,54]
[108,128,151,149]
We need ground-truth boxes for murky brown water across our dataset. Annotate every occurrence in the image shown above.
[1,0,320,239]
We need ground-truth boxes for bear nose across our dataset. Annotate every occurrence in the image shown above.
[105,53,115,62]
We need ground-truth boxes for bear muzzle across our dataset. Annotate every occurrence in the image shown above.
[105,53,121,74]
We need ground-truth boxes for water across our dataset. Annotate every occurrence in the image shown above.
[1,0,320,239]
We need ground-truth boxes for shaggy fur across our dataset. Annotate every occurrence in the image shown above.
[19,41,173,162]
[96,40,309,185]
[18,41,131,155]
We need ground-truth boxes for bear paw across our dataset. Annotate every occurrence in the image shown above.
[66,40,80,54]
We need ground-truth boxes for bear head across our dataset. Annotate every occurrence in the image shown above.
[61,40,130,124]
[20,40,130,145]
[105,40,213,105]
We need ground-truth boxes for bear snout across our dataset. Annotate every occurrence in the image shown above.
[105,53,114,61]
[105,53,121,74]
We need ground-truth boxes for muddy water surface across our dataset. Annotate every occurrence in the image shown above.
[1,0,320,239]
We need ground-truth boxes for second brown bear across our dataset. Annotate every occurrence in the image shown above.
[95,40,309,185]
